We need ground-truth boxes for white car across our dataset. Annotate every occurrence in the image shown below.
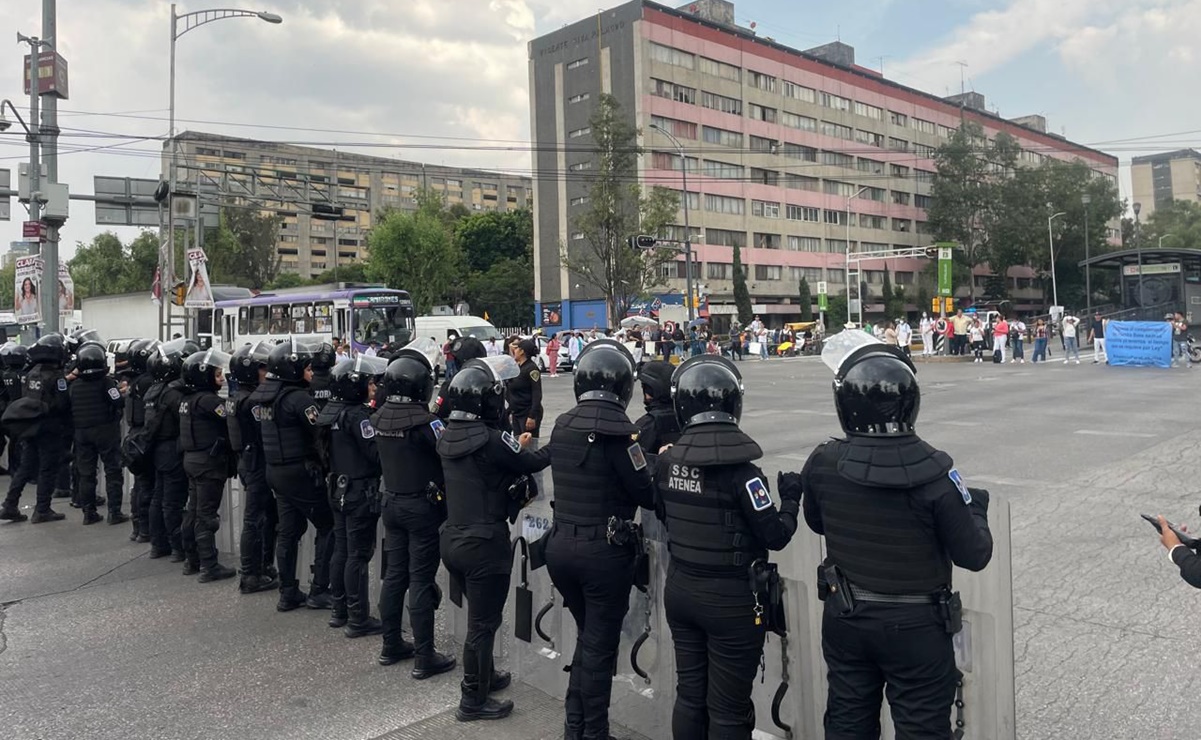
[534,335,573,374]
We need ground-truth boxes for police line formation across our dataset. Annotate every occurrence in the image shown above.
[0,328,993,740]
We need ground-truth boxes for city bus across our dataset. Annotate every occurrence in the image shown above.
[197,284,415,354]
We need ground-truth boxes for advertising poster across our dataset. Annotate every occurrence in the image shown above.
[14,255,42,325]
[183,248,214,309]
[541,302,562,327]
[57,262,75,321]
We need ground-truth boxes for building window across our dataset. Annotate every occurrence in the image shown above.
[569,161,592,171]
[783,81,816,103]
[698,56,741,82]
[888,111,908,127]
[855,129,885,148]
[860,215,887,230]
[824,209,849,226]
[751,200,780,218]
[915,221,932,235]
[890,163,910,178]
[860,186,886,202]
[650,115,697,139]
[784,174,820,191]
[820,151,854,168]
[748,70,777,92]
[781,143,817,161]
[820,92,851,111]
[826,239,850,253]
[937,124,956,139]
[568,126,591,139]
[864,270,885,284]
[914,169,935,185]
[824,180,859,197]
[857,157,885,174]
[781,111,817,132]
[754,233,782,250]
[912,118,937,135]
[703,160,743,180]
[754,264,783,280]
[702,126,743,148]
[707,262,733,279]
[749,168,779,186]
[195,147,220,157]
[651,151,699,173]
[888,137,909,152]
[854,102,884,120]
[787,236,823,252]
[892,218,912,232]
[791,266,824,283]
[705,228,747,248]
[913,143,936,159]
[749,103,777,123]
[895,271,915,285]
[651,78,696,105]
[820,121,854,140]
[786,205,820,222]
[750,135,776,153]
[567,57,589,70]
[568,92,590,104]
[914,194,932,209]
[704,194,745,214]
[700,91,743,116]
[891,191,911,206]
[649,42,694,69]
[670,190,701,211]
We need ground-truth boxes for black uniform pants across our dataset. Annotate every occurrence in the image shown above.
[31,430,67,514]
[821,600,958,740]
[152,441,187,554]
[330,489,379,616]
[268,462,333,592]
[441,525,511,703]
[5,430,21,479]
[380,493,443,654]
[238,453,276,576]
[182,453,227,570]
[133,468,155,534]
[545,526,636,739]
[664,565,766,740]
[75,423,124,515]
[3,438,38,511]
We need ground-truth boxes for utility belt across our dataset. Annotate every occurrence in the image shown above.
[382,482,445,508]
[328,473,381,514]
[817,559,962,635]
[552,515,649,589]
[749,559,786,636]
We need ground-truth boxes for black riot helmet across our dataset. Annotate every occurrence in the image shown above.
[112,339,133,373]
[329,355,389,404]
[381,338,439,404]
[638,360,674,406]
[182,348,232,392]
[670,355,745,429]
[128,339,160,374]
[75,343,110,378]
[0,342,28,370]
[822,330,919,437]
[450,336,486,364]
[310,342,336,371]
[152,337,199,382]
[229,341,272,386]
[67,328,103,355]
[267,337,321,383]
[573,339,636,408]
[28,333,68,366]
[446,355,519,423]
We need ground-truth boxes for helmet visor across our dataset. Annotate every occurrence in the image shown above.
[473,354,520,382]
[290,336,327,355]
[246,341,273,365]
[158,337,195,358]
[400,337,441,371]
[74,329,104,346]
[193,348,232,370]
[353,355,389,377]
[821,330,884,375]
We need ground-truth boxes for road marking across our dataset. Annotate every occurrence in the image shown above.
[1074,429,1157,438]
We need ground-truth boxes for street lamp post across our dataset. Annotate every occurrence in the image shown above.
[1133,201,1143,309]
[649,123,695,322]
[847,186,869,326]
[164,4,282,339]
[1047,211,1066,310]
[1082,193,1091,316]
[1158,233,1174,249]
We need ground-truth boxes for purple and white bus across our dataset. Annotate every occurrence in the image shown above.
[199,283,415,354]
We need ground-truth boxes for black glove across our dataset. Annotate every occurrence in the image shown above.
[777,471,803,503]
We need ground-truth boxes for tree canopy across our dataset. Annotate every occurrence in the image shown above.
[67,230,160,300]
[365,196,463,315]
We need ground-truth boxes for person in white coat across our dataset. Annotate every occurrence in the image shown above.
[919,312,933,356]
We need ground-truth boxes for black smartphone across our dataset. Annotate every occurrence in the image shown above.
[1140,513,1197,547]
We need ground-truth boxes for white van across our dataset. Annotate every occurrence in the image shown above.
[414,315,503,347]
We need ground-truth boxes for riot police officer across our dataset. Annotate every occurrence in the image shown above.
[125,339,159,542]
[68,343,128,526]
[308,341,336,409]
[790,332,993,739]
[656,355,800,739]
[318,354,388,637]
[1,343,28,481]
[251,338,334,612]
[438,356,551,722]
[372,339,455,676]
[505,338,542,438]
[633,359,680,456]
[227,342,278,594]
[433,336,486,420]
[545,340,656,740]
[178,348,238,583]
[0,334,73,523]
[144,338,198,560]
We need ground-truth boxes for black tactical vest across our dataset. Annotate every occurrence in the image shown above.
[260,386,312,465]
[438,423,508,527]
[657,461,763,575]
[125,373,153,428]
[329,406,380,479]
[152,380,186,441]
[373,403,442,495]
[227,387,260,453]
[549,402,640,526]
[69,377,119,429]
[179,391,226,453]
[310,371,333,409]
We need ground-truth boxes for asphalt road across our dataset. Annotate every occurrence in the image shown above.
[1,353,1197,739]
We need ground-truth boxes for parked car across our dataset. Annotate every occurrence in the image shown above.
[534,334,573,374]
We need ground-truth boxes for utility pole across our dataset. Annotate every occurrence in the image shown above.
[41,0,61,334]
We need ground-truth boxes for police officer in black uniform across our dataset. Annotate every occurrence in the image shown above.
[124,339,159,542]
[433,336,487,421]
[308,342,336,409]
[68,342,128,526]
[633,359,680,456]
[372,340,456,675]
[144,338,198,560]
[228,341,278,594]
[178,348,238,583]
[252,338,334,612]
[0,343,28,482]
[656,355,800,739]
[438,356,551,722]
[0,334,72,524]
[0,342,15,476]
[790,334,993,739]
[505,338,542,438]
[318,354,388,637]
[545,340,656,740]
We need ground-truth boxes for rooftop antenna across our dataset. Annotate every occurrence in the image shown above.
[875,55,889,76]
[955,61,969,95]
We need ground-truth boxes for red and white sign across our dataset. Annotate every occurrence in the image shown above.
[22,220,46,241]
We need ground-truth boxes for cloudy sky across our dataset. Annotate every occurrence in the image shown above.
[0,0,1196,259]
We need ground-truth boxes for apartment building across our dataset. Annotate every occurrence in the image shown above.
[165,132,532,278]
[1131,149,1201,218]
[529,0,1119,328]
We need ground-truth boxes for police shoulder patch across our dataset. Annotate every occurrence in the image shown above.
[429,419,445,440]
[501,431,522,453]
[214,403,227,418]
[745,477,773,512]
[108,387,121,401]
[360,418,375,439]
[627,442,647,471]
[57,378,67,391]
[250,405,262,422]
[303,405,319,425]
[529,369,540,383]
[949,469,971,505]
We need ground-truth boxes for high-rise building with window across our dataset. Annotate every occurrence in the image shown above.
[1131,149,1201,218]
[529,0,1119,328]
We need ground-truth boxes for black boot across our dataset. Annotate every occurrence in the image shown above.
[30,509,65,523]
[128,522,140,541]
[411,651,456,680]
[328,597,348,629]
[148,546,171,559]
[137,533,152,543]
[277,584,308,612]
[305,586,333,610]
[377,638,416,666]
[240,574,278,594]
[169,550,186,563]
[456,689,514,722]
[343,590,382,638]
[82,510,103,525]
[490,670,512,692]
[198,563,237,583]
[0,505,27,523]
[182,556,201,576]
[108,512,130,526]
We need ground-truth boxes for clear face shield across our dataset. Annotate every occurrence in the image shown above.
[245,340,273,365]
[352,355,390,377]
[193,348,233,371]
[401,337,441,372]
[473,354,521,383]
[821,330,885,376]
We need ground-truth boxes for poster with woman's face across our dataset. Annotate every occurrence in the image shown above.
[57,263,75,319]
[14,255,41,325]
[184,248,214,309]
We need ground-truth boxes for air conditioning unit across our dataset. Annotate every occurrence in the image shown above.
[171,195,197,220]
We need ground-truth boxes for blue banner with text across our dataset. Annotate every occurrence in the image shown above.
[1105,321,1172,368]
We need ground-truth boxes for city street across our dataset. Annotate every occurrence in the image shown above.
[1,355,1198,739]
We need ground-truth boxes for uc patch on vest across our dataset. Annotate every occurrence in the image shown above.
[745,477,772,511]
[303,405,319,425]
[626,442,647,471]
[948,469,970,505]
[360,419,375,439]
[57,378,67,391]
[108,387,121,401]
[501,431,522,453]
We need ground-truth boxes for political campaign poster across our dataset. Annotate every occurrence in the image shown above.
[14,255,42,325]
[541,302,562,327]
[1105,321,1172,368]
[183,248,214,309]
[57,262,75,321]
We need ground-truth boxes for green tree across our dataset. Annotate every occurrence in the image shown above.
[365,206,462,314]
[917,285,931,316]
[797,277,813,321]
[67,230,163,300]
[1141,200,1201,250]
[826,294,848,330]
[0,261,14,311]
[126,231,161,293]
[732,242,753,326]
[881,271,894,318]
[561,94,679,326]
[312,261,370,285]
[266,272,311,290]
[456,209,533,273]
[464,258,534,328]
[205,206,283,289]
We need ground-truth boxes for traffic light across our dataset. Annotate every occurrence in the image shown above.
[628,235,657,250]
[171,281,187,307]
[924,246,940,260]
